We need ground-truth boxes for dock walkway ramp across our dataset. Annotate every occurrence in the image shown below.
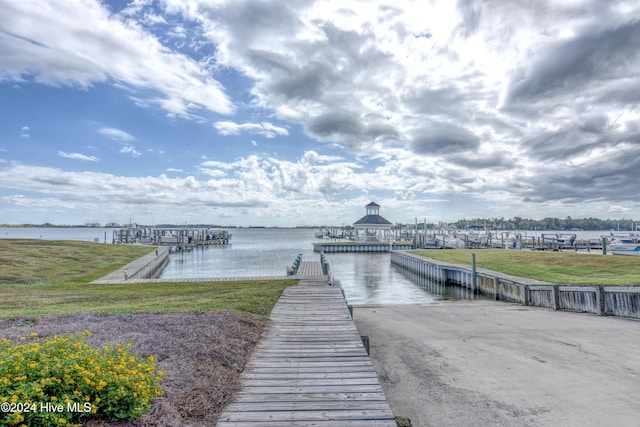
[217,262,396,426]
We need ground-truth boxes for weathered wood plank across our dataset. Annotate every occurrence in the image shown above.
[219,409,396,422]
[244,361,375,370]
[240,377,384,387]
[224,401,392,411]
[242,372,380,380]
[245,356,374,365]
[231,391,390,403]
[218,420,397,427]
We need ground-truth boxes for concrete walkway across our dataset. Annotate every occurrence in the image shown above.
[354,301,640,427]
[91,246,170,283]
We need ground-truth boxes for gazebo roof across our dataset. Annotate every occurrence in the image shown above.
[354,214,392,226]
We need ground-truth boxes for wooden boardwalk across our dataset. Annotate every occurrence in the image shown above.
[217,266,396,426]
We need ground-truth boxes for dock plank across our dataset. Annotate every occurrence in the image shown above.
[217,277,396,427]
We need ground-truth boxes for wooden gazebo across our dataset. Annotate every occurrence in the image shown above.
[353,202,393,242]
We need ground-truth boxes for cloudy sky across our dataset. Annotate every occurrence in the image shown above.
[1,0,639,226]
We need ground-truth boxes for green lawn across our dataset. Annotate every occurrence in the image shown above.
[0,280,295,322]
[410,249,640,285]
[0,239,295,322]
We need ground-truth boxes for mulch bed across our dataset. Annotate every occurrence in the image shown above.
[0,311,265,426]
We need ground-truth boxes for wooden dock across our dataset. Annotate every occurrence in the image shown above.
[295,260,325,276]
[217,265,396,426]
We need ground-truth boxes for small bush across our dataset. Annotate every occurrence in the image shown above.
[0,331,163,426]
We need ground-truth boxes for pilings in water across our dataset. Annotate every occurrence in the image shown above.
[112,226,231,247]
[391,250,640,319]
[286,253,303,276]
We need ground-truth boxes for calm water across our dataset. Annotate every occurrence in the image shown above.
[158,228,444,305]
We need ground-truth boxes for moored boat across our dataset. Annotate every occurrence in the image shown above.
[610,238,640,255]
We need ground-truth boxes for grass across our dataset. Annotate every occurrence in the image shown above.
[0,239,154,285]
[0,280,295,322]
[0,239,296,322]
[410,249,640,285]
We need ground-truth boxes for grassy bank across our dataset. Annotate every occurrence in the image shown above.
[410,249,640,285]
[0,239,295,322]
[0,239,154,285]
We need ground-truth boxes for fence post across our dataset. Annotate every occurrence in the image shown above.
[471,253,477,294]
[596,286,606,315]
[494,277,499,300]
[522,285,529,306]
[552,285,560,310]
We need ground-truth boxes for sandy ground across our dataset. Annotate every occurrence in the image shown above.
[353,301,640,427]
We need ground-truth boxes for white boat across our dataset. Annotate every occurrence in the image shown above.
[610,238,640,255]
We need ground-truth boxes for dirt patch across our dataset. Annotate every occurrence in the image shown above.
[0,311,264,426]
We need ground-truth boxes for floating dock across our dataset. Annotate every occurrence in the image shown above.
[313,242,413,253]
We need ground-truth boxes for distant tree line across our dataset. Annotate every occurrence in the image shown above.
[449,217,638,231]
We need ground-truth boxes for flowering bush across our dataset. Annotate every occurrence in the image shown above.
[0,331,163,426]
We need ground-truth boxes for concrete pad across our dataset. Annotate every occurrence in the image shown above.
[354,301,640,427]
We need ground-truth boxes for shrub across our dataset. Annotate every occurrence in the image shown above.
[0,331,163,426]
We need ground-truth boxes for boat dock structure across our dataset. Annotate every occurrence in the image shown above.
[112,225,231,249]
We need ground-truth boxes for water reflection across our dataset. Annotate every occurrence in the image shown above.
[326,253,443,305]
[396,267,480,301]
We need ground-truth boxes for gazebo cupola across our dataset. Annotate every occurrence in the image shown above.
[353,201,393,243]
[366,203,380,216]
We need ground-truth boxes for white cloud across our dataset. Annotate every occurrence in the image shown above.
[98,127,135,141]
[20,126,30,139]
[609,205,632,213]
[58,151,100,162]
[119,144,142,158]
[214,121,289,138]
